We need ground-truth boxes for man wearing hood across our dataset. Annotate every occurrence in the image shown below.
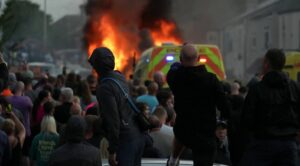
[89,47,144,166]
[241,49,300,166]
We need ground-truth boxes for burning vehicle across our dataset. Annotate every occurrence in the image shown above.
[83,0,181,77]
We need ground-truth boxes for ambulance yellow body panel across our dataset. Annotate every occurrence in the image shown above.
[283,51,300,82]
[134,44,226,82]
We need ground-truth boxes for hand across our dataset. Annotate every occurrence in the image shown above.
[5,106,15,116]
[109,153,118,166]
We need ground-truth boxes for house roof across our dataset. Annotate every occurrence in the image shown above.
[225,0,300,26]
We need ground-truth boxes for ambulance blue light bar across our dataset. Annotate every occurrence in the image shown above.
[166,55,175,62]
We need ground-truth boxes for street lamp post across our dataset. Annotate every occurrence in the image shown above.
[43,0,48,47]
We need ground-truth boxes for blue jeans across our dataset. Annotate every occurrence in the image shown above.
[240,139,297,166]
[117,134,145,166]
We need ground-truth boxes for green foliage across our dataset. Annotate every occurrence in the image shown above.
[0,0,52,46]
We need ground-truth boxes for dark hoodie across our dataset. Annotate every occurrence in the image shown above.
[242,71,300,139]
[89,47,141,154]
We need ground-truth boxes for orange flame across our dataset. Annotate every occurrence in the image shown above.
[150,20,182,46]
[87,16,182,75]
[88,15,139,72]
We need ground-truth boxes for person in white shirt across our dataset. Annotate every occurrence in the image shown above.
[150,106,174,157]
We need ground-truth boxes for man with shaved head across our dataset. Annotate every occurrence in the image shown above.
[167,44,230,166]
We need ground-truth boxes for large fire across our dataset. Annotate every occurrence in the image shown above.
[85,0,182,75]
[87,14,140,72]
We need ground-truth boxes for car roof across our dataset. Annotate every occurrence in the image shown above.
[27,62,55,67]
[101,159,227,166]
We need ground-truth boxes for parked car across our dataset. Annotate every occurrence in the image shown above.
[28,62,59,78]
[101,159,228,166]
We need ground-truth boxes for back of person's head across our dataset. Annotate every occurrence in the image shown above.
[153,106,167,123]
[148,115,161,129]
[8,73,17,89]
[43,84,54,94]
[64,115,86,143]
[136,102,150,117]
[76,74,81,82]
[222,81,231,95]
[33,78,48,90]
[44,101,55,116]
[38,90,50,101]
[264,49,286,71]
[66,72,77,83]
[156,90,172,106]
[60,87,73,103]
[56,74,65,87]
[165,109,176,126]
[2,119,15,136]
[144,80,152,87]
[32,90,50,118]
[23,77,32,88]
[48,76,56,86]
[13,81,25,94]
[180,44,199,66]
[84,115,98,134]
[239,86,248,96]
[153,72,164,87]
[137,86,147,96]
[147,82,159,95]
[70,103,82,115]
[89,47,115,74]
[72,96,81,105]
[41,116,57,134]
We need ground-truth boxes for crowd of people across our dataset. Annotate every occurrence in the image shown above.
[0,44,299,166]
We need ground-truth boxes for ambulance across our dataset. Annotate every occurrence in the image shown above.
[283,51,300,82]
[133,43,226,82]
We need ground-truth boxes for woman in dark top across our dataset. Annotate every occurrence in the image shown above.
[31,90,51,138]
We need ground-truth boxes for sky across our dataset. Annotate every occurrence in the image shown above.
[30,0,84,21]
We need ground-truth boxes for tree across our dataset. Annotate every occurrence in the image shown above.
[0,0,52,46]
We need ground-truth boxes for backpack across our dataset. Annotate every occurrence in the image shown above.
[101,78,152,132]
